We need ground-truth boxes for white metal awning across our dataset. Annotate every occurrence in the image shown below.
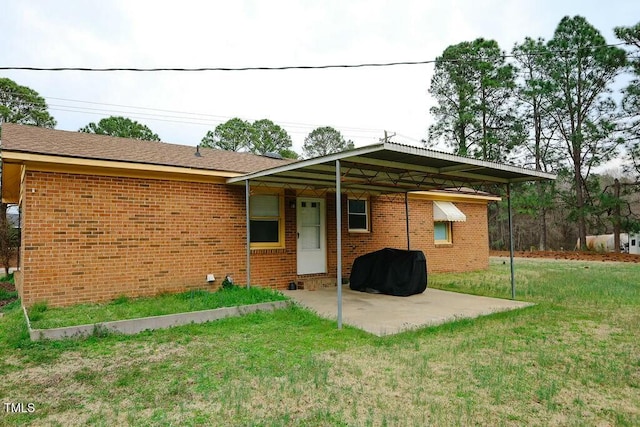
[433,201,466,222]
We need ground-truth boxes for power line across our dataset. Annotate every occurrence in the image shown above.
[0,42,628,72]
[1,61,434,72]
[47,105,384,136]
[44,96,383,132]
[47,107,222,128]
[46,96,243,120]
[47,106,383,139]
[2,88,386,135]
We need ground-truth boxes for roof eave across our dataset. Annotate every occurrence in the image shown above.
[1,150,245,179]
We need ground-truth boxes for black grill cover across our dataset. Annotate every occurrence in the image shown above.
[349,248,427,296]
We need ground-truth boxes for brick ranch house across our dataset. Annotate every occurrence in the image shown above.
[1,124,553,308]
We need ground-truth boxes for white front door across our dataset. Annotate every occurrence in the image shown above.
[297,197,327,274]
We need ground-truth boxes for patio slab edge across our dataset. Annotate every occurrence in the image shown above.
[26,300,290,341]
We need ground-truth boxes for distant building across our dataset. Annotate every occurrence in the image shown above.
[630,234,640,255]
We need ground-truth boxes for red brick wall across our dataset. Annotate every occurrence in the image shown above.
[19,171,490,307]
[20,171,292,307]
[338,195,489,275]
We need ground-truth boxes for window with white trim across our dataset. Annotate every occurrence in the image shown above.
[249,193,284,248]
[348,198,369,232]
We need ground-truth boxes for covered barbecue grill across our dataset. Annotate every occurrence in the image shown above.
[349,248,427,296]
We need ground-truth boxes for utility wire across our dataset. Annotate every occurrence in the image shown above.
[2,90,385,135]
[0,61,435,72]
[44,96,383,132]
[47,96,247,120]
[0,42,628,72]
[38,107,384,142]
[47,106,382,138]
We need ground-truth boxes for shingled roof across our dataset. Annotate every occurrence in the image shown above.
[0,124,296,174]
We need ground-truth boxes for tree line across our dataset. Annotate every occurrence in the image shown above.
[426,16,640,250]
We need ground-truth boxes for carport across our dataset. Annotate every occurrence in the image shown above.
[227,142,555,328]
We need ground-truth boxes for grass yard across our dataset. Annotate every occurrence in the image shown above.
[1,258,639,426]
[0,273,18,311]
[27,286,288,329]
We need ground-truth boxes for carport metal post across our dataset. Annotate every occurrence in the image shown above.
[336,159,343,329]
[507,182,515,299]
[405,192,410,250]
[245,179,251,289]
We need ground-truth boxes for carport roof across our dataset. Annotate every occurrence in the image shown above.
[227,142,556,192]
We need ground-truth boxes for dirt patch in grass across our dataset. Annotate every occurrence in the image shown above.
[2,340,193,426]
[3,341,189,391]
[0,281,15,292]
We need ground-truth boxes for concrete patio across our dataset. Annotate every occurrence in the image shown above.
[282,287,533,336]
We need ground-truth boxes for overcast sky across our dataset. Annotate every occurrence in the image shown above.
[1,0,638,156]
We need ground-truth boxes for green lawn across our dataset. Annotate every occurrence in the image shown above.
[1,258,639,426]
[0,273,18,311]
[27,286,288,329]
